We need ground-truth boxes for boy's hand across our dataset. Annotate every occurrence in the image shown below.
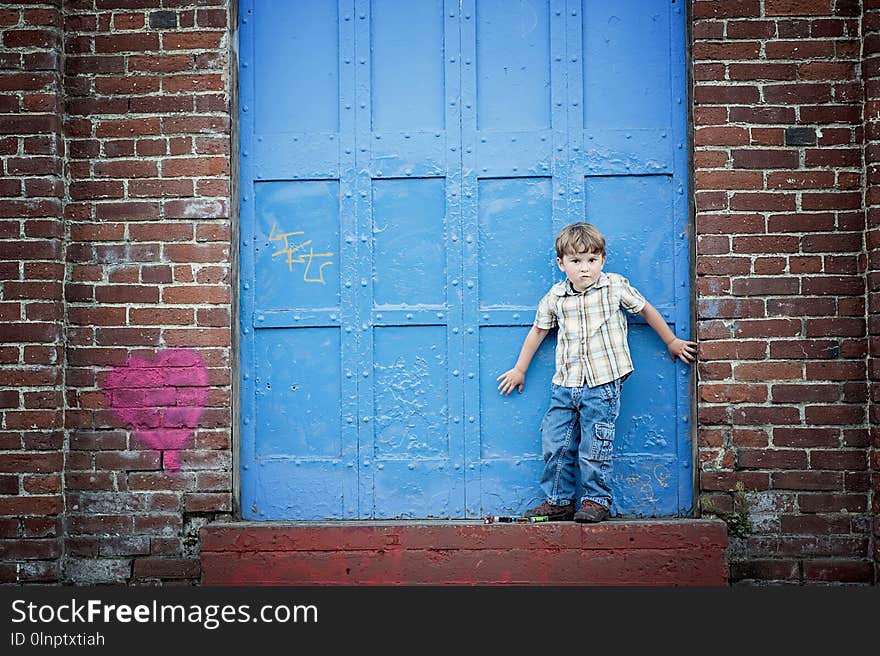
[496,368,525,395]
[667,338,698,364]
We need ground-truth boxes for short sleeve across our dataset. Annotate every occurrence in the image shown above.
[534,290,557,329]
[618,276,647,314]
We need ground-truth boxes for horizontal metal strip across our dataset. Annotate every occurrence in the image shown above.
[478,306,678,326]
[252,310,342,328]
[473,130,554,178]
[372,308,449,325]
[369,132,449,177]
[252,133,340,179]
[578,128,674,175]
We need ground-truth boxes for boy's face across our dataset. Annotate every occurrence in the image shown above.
[557,250,605,292]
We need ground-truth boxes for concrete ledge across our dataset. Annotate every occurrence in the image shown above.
[200,519,728,586]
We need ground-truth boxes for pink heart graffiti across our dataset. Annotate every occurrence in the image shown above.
[104,349,208,472]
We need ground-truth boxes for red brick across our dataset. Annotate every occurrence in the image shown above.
[771,384,840,403]
[732,406,800,425]
[802,560,873,583]
[765,39,835,59]
[764,83,833,104]
[772,471,843,491]
[809,450,868,470]
[95,33,159,53]
[797,493,867,513]
[807,360,866,381]
[700,384,767,403]
[731,277,799,296]
[95,117,161,138]
[162,31,223,50]
[162,74,224,93]
[805,405,866,425]
[697,341,767,360]
[734,361,804,381]
[691,1,761,19]
[692,42,761,61]
[801,276,864,296]
[737,449,808,469]
[161,156,228,177]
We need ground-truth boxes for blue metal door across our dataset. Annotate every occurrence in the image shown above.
[239,0,691,520]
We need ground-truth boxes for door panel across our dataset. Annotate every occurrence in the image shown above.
[240,0,691,519]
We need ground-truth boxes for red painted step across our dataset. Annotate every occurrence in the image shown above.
[200,519,728,586]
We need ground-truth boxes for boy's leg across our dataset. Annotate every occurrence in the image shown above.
[535,384,579,509]
[575,378,622,521]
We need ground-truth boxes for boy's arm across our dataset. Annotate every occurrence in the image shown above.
[638,301,697,364]
[496,325,550,395]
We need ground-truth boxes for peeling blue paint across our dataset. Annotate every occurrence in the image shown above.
[239,0,692,520]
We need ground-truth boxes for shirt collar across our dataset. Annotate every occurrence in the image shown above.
[551,272,610,296]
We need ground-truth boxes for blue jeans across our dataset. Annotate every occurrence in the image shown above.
[538,379,623,511]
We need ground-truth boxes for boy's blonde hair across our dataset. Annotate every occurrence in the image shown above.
[555,222,605,259]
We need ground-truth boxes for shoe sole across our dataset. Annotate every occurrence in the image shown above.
[574,512,609,523]
[525,507,575,521]
[548,513,575,521]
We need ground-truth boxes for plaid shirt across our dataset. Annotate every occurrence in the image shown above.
[534,272,647,388]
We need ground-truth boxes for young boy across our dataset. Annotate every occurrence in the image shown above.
[497,222,697,523]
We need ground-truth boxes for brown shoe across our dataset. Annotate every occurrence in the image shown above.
[524,501,575,521]
[574,500,610,523]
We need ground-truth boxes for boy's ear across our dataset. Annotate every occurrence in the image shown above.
[556,256,564,271]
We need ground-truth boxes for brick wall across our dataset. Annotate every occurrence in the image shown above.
[60,0,232,584]
[0,0,65,584]
[693,0,875,584]
[865,0,880,582]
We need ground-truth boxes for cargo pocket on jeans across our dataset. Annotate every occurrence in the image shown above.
[588,422,615,462]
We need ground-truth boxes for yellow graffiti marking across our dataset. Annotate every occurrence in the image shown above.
[654,464,671,489]
[269,223,334,284]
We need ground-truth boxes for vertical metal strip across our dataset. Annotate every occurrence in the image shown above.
[459,0,479,517]
[564,0,583,228]
[339,0,359,518]
[670,0,694,516]
[551,0,568,234]
[237,0,257,517]
[354,0,374,518]
[445,0,465,516]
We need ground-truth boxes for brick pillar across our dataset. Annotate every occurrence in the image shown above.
[692,0,873,584]
[864,0,880,585]
[62,1,232,584]
[0,1,65,583]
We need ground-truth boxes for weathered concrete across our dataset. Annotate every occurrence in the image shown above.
[200,519,728,586]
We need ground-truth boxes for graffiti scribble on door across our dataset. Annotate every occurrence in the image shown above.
[269,223,334,284]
